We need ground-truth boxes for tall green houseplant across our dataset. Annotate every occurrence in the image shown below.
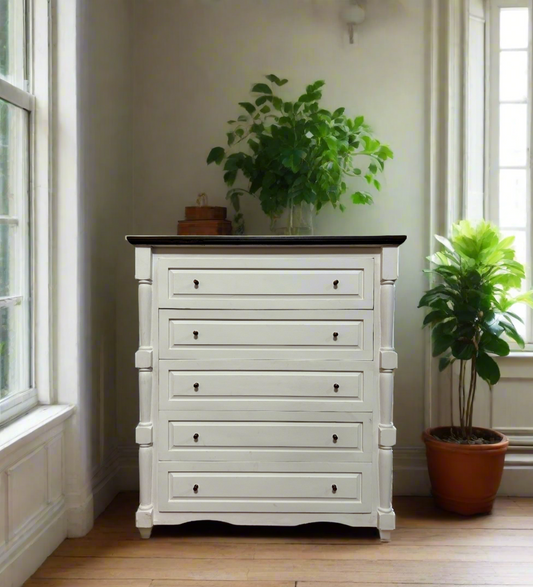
[207,74,393,234]
[419,221,533,442]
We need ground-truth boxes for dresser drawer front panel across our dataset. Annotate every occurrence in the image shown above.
[167,421,365,449]
[157,256,374,310]
[158,468,372,513]
[159,367,373,411]
[158,416,373,462]
[159,310,373,361]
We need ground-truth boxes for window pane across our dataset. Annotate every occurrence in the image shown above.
[0,97,30,401]
[0,224,18,296]
[0,303,29,399]
[500,51,528,102]
[0,99,27,216]
[500,8,529,50]
[499,104,528,166]
[0,0,26,88]
[499,169,527,228]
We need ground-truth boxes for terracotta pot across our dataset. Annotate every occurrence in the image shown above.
[422,426,508,515]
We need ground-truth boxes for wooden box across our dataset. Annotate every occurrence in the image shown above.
[177,219,232,235]
[178,206,232,235]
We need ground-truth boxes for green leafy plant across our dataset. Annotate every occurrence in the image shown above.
[419,220,533,442]
[207,74,393,233]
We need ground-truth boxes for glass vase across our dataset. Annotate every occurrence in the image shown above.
[270,202,314,236]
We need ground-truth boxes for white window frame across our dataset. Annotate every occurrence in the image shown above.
[0,0,51,425]
[487,0,533,346]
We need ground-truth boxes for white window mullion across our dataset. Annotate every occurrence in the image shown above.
[0,78,34,112]
[0,296,22,308]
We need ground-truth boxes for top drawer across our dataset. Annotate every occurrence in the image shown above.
[157,255,374,310]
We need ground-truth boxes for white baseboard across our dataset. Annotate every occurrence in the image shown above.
[393,447,431,496]
[0,498,67,587]
[66,490,94,538]
[92,448,124,519]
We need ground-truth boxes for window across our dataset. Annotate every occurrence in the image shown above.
[488,0,532,344]
[0,0,49,424]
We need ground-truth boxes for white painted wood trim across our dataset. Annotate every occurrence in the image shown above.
[0,77,34,111]
[135,248,154,532]
[377,248,398,531]
[31,0,54,405]
[0,405,74,459]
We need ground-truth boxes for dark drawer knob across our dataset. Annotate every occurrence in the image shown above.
[193,279,200,288]
[193,433,199,442]
[333,280,339,289]
[193,382,200,391]
[332,434,338,443]
[193,484,199,493]
[193,330,199,339]
[333,332,339,340]
[332,484,338,494]
[333,383,340,392]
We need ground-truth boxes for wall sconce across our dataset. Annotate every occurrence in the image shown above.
[341,0,366,44]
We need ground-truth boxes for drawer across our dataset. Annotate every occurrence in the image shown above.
[158,415,373,462]
[158,467,373,513]
[158,309,374,363]
[159,365,374,411]
[157,255,374,310]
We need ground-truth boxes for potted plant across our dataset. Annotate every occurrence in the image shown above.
[207,74,393,235]
[419,220,533,515]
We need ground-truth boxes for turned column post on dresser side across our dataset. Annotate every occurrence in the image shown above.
[377,245,399,542]
[134,246,154,539]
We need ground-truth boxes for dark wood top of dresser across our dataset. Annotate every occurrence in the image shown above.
[126,235,407,246]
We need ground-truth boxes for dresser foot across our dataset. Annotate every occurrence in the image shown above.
[138,527,152,540]
[379,530,391,542]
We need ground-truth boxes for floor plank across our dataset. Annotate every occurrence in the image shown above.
[52,541,533,562]
[24,492,533,586]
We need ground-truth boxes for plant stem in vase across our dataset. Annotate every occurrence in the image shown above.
[271,201,314,236]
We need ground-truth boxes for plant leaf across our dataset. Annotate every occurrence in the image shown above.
[476,352,501,386]
[239,102,256,115]
[206,147,225,165]
[351,192,373,205]
[251,83,273,95]
[439,355,453,372]
[266,74,288,86]
[481,333,510,356]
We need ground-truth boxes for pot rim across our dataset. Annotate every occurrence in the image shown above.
[422,426,509,453]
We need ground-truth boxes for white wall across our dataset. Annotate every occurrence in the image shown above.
[124,0,429,488]
[77,0,135,512]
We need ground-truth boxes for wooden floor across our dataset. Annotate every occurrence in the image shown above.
[24,492,533,587]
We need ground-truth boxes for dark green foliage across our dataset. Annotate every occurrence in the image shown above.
[207,75,393,230]
[419,221,533,441]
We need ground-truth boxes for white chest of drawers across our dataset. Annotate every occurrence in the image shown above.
[127,235,405,541]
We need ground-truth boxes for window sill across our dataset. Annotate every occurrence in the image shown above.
[0,404,75,461]
[506,350,533,358]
